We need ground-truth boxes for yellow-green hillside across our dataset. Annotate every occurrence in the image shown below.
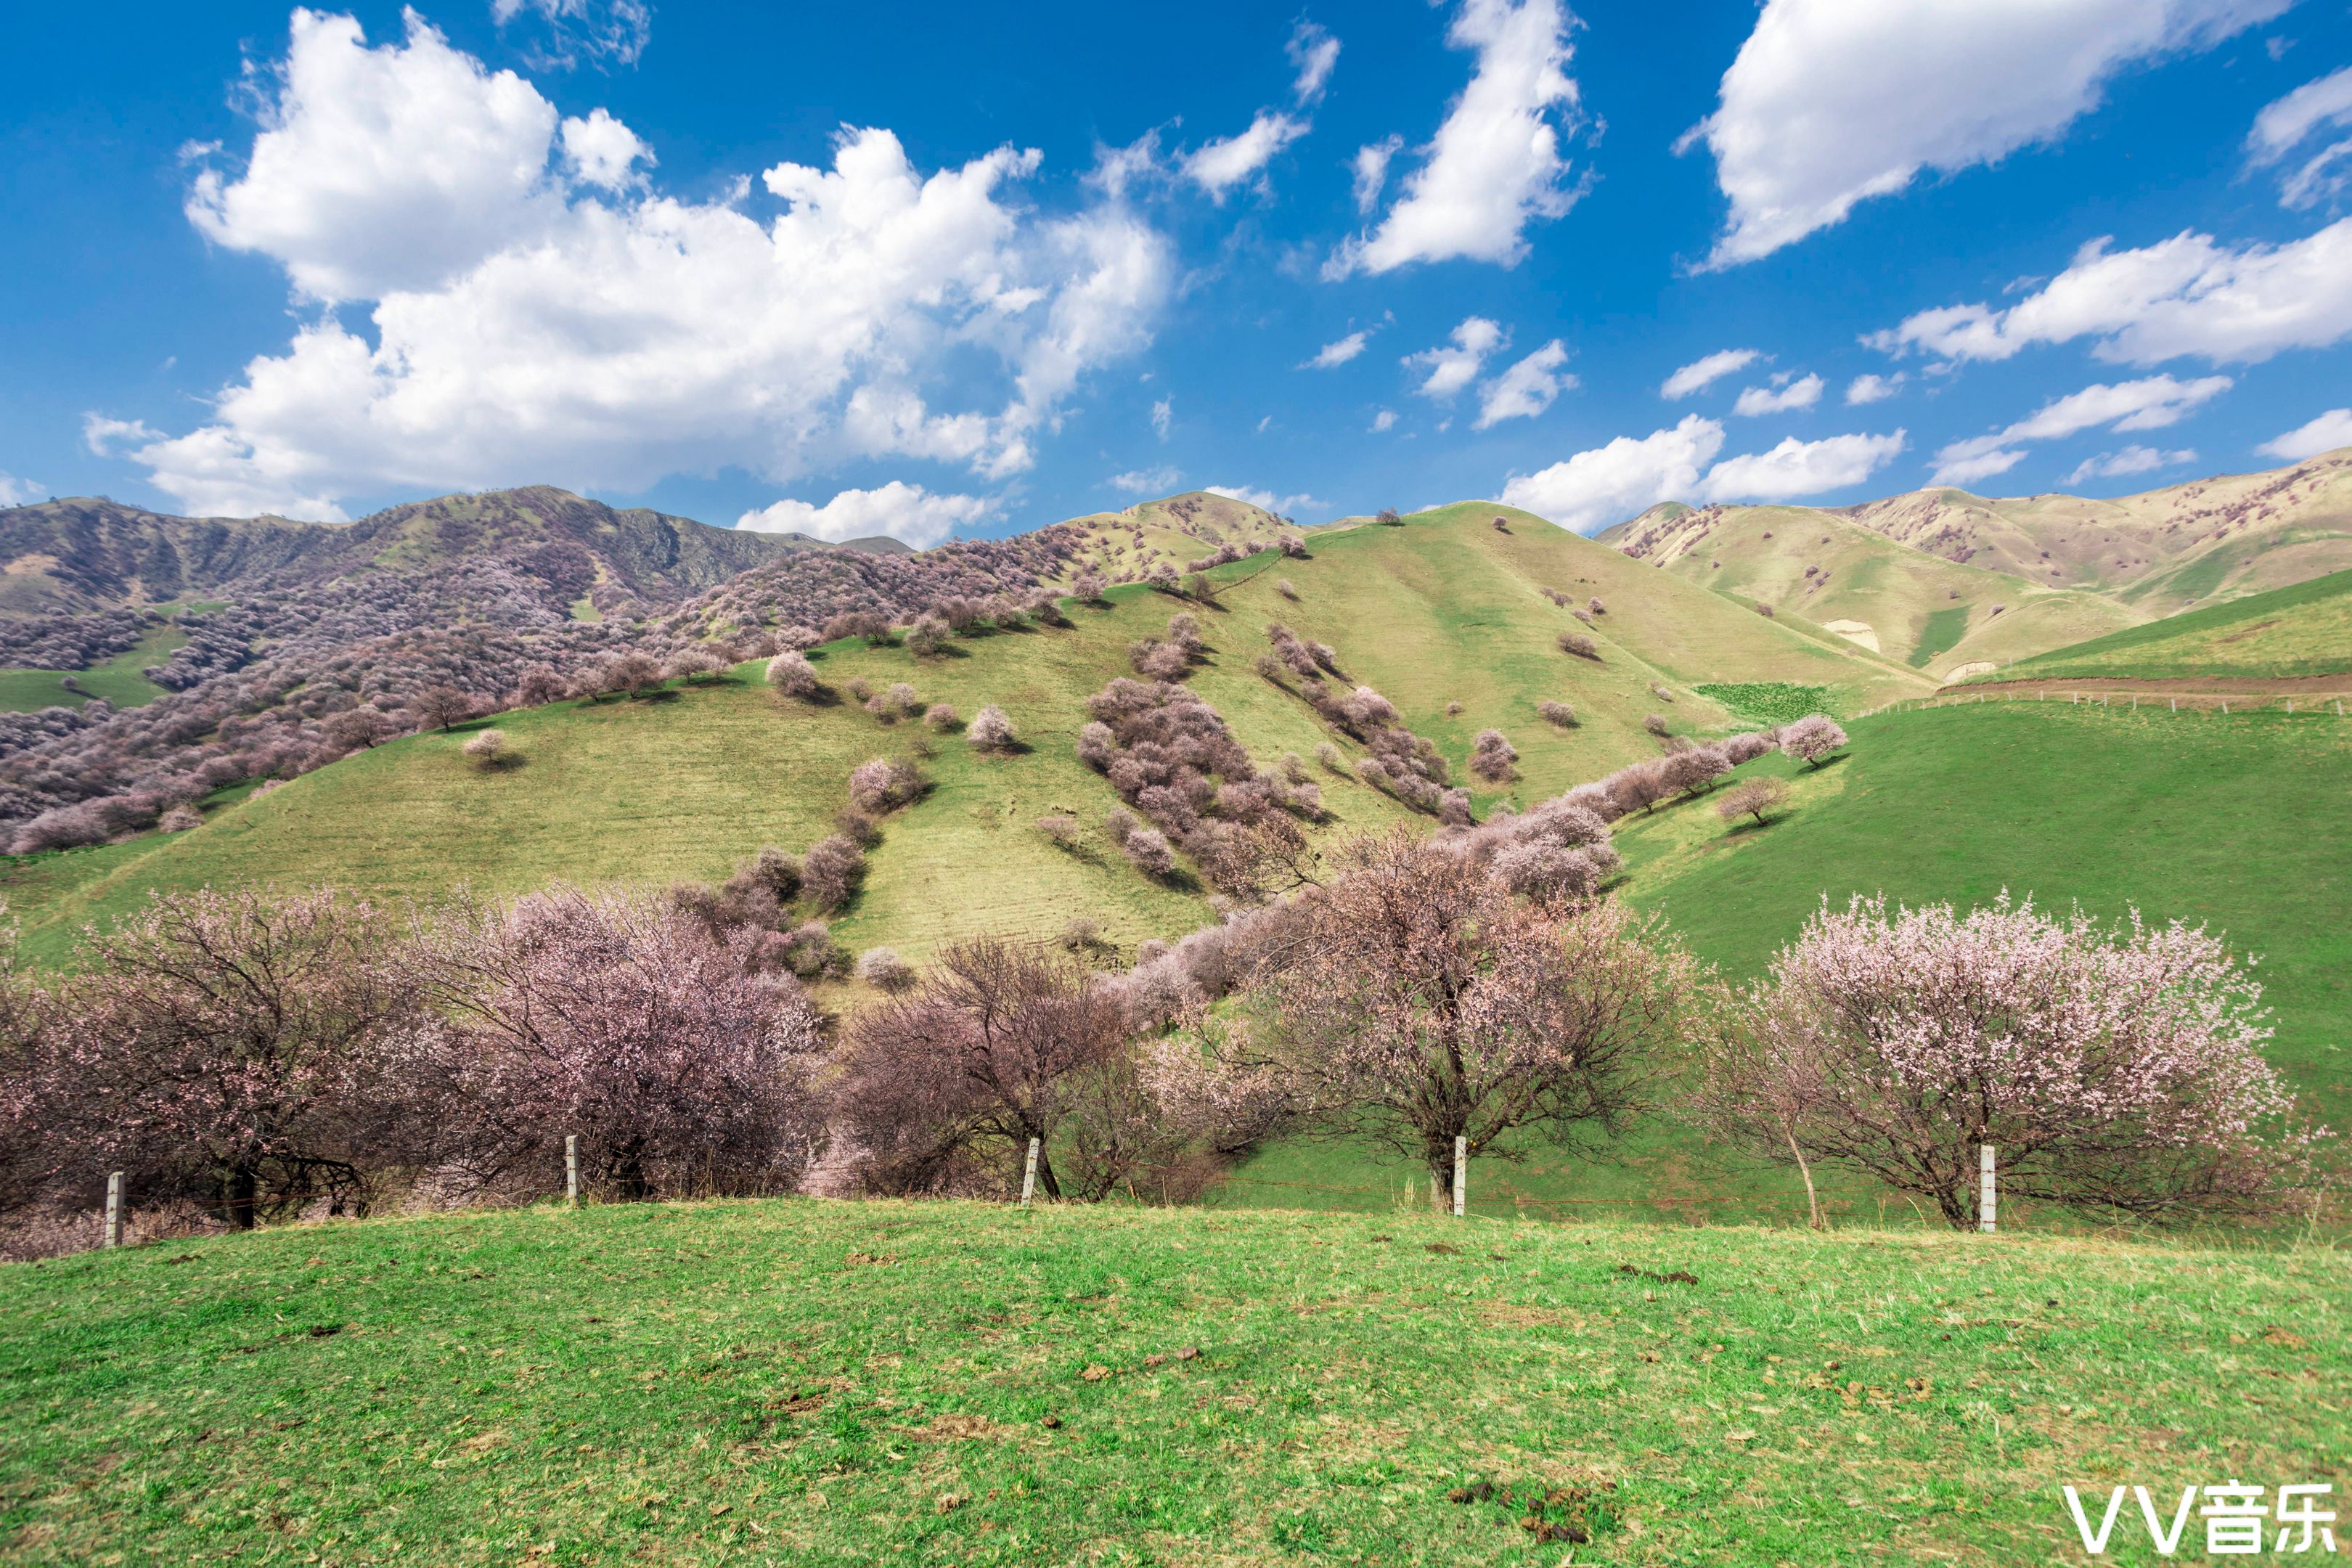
[1984,566,2352,684]
[1601,502,2142,677]
[0,505,1928,965]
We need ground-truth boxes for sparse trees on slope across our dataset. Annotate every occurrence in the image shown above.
[1691,894,2324,1227]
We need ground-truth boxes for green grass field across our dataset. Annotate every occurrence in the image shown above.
[1991,568,2352,682]
[0,621,185,713]
[1228,702,2352,1219]
[2,1199,2343,1567]
[0,507,1928,965]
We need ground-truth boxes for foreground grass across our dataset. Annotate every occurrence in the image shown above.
[2,1201,2343,1567]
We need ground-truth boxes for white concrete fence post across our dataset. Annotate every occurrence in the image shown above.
[1978,1145,1998,1234]
[565,1134,578,1208]
[103,1170,123,1249]
[1021,1137,1041,1206]
[1452,1135,1467,1218]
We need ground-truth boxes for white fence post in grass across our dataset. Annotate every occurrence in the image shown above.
[1021,1137,1041,1206]
[1453,1136,1467,1218]
[1978,1146,1998,1234]
[103,1170,123,1249]
[565,1134,578,1208]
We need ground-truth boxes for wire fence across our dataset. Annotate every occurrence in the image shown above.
[1854,687,2350,722]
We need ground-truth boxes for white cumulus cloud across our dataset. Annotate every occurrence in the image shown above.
[1688,0,2285,266]
[1731,373,1824,417]
[560,106,651,190]
[0,473,44,507]
[2258,407,2352,461]
[1326,0,1583,277]
[1930,374,2230,485]
[1475,340,1573,428]
[1183,111,1310,202]
[2063,446,2195,485]
[1869,220,2352,366]
[1499,414,1726,534]
[2248,64,2352,208]
[1660,348,1762,399]
[1405,317,1504,399]
[737,483,992,549]
[1699,429,1906,502]
[1304,331,1369,369]
[1845,372,1903,404]
[1109,465,1180,495]
[1206,483,1320,515]
[123,12,1172,520]
[1369,409,1398,433]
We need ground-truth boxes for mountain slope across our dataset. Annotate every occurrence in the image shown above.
[0,486,809,617]
[1601,499,2141,675]
[0,504,1929,963]
[1985,565,2352,683]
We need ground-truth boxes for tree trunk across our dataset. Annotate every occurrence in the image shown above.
[1035,1143,1063,1200]
[219,1166,259,1231]
[1779,1116,1821,1230]
[1426,1156,1452,1214]
[613,1144,649,1203]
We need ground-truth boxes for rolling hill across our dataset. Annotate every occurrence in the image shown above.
[1601,447,2352,677]
[0,503,1928,963]
[1978,566,2352,685]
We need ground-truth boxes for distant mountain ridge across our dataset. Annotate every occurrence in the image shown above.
[1601,447,2352,674]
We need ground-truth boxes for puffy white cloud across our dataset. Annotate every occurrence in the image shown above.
[0,473,44,507]
[1326,0,1583,277]
[1731,373,1823,417]
[1183,111,1310,202]
[2258,407,2352,461]
[187,10,564,301]
[2248,65,2352,208]
[560,107,651,190]
[1930,374,2229,484]
[83,415,164,455]
[737,483,991,549]
[1845,372,1903,404]
[2063,445,2194,485]
[1288,21,1341,104]
[1351,135,1402,214]
[1660,348,1761,399]
[1369,408,1398,433]
[1404,317,1503,399]
[1699,429,1906,502]
[1689,0,2284,266]
[1109,465,1180,494]
[1304,330,1368,369]
[490,0,653,70]
[1206,483,1320,514]
[115,14,1170,520]
[1869,221,2352,366]
[1499,414,1726,534]
[1474,340,1572,428]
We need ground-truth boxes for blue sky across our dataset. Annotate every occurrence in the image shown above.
[3,0,2350,544]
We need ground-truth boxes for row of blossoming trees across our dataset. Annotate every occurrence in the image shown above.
[0,828,2326,1249]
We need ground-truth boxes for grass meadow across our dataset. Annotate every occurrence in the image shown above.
[1,1199,2343,1567]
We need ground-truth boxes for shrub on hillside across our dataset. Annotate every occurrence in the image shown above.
[848,758,927,815]
[801,834,867,912]
[967,706,1017,751]
[1717,777,1789,825]
[462,728,510,769]
[857,947,916,993]
[1558,632,1600,660]
[1537,700,1576,727]
[1470,729,1518,783]
[1779,714,1847,767]
[764,650,820,699]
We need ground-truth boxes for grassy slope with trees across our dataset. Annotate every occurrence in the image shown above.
[1980,568,2352,683]
[0,620,187,714]
[1,1199,2343,1567]
[0,506,1925,964]
[1228,701,2351,1217]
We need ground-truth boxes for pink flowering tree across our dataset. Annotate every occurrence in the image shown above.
[36,889,439,1228]
[417,887,828,1201]
[1779,714,1847,767]
[1694,894,2325,1227]
[1233,831,1692,1209]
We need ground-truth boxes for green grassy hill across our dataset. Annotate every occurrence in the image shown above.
[0,505,1929,964]
[0,619,187,713]
[4,1198,2343,1567]
[1601,502,2141,676]
[1229,701,2352,1217]
[1982,568,2352,684]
